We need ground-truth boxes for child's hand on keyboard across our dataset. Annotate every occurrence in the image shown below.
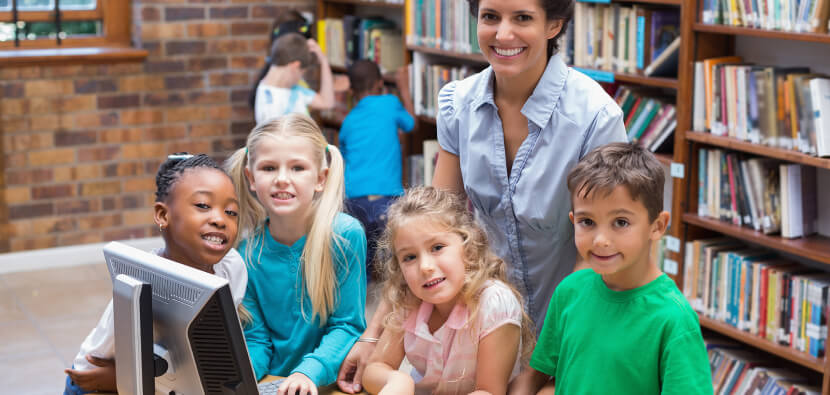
[279,372,317,395]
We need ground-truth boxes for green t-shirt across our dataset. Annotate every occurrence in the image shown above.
[530,269,713,395]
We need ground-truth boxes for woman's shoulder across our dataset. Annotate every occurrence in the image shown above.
[438,68,490,115]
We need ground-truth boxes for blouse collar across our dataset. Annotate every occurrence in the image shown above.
[472,53,568,129]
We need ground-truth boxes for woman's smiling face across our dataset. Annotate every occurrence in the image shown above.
[476,0,562,81]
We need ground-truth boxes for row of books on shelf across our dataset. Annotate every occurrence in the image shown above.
[572,2,680,77]
[409,52,479,117]
[701,0,830,33]
[706,336,821,394]
[697,147,817,238]
[614,86,676,152]
[319,16,404,73]
[692,56,830,156]
[405,0,479,53]
[684,238,829,358]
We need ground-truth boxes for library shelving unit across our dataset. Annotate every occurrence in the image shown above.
[670,0,830,390]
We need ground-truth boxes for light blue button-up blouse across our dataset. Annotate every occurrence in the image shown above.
[437,54,627,332]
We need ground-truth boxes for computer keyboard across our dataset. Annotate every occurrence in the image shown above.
[257,378,286,395]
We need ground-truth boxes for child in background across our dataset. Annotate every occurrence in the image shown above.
[362,186,533,395]
[64,154,246,394]
[339,60,415,274]
[254,32,335,124]
[517,142,712,394]
[225,113,367,395]
[249,9,313,111]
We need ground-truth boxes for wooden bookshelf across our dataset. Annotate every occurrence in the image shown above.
[572,66,680,89]
[685,131,830,170]
[322,0,404,8]
[698,315,825,372]
[693,23,830,44]
[671,0,830,387]
[611,70,679,89]
[418,115,436,124]
[318,116,343,129]
[405,45,487,63]
[655,152,672,166]
[683,214,830,265]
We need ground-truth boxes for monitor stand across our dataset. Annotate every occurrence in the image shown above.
[113,274,155,395]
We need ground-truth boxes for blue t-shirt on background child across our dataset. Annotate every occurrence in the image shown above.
[339,94,414,199]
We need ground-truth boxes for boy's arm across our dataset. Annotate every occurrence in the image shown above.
[520,287,562,395]
[362,326,409,394]
[659,327,714,395]
[308,39,335,110]
[394,66,417,132]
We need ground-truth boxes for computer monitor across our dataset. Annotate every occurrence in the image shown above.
[104,241,259,394]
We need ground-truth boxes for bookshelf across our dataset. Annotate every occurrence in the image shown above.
[672,0,830,390]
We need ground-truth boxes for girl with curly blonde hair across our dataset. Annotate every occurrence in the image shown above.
[362,186,534,395]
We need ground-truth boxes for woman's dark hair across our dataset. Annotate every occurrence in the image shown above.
[249,10,312,110]
[467,0,573,58]
[155,153,226,202]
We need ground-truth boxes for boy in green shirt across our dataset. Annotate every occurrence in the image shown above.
[519,142,713,394]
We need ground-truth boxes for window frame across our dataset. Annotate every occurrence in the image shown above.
[0,0,144,64]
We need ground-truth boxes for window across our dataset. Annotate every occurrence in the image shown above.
[0,0,131,50]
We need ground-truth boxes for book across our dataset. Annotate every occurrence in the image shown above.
[693,61,706,131]
[809,78,830,156]
[644,36,680,77]
[422,140,440,187]
[649,9,680,62]
[703,56,743,132]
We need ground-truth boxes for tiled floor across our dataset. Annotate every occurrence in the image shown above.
[1,263,113,394]
[0,262,383,394]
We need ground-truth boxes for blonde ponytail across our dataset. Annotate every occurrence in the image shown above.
[302,143,346,325]
[224,146,266,243]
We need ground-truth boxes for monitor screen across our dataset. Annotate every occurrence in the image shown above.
[104,241,258,394]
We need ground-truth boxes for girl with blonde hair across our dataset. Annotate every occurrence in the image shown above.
[362,186,534,395]
[225,113,366,395]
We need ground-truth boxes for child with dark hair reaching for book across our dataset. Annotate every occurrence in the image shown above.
[63,153,246,394]
[513,142,713,395]
[338,60,416,277]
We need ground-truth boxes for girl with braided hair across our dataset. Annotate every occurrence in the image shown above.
[64,153,246,394]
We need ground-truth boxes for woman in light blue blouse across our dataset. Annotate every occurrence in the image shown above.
[432,0,627,335]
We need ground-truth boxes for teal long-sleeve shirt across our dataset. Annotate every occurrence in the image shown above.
[240,213,367,385]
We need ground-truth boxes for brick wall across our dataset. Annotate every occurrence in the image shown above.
[0,0,314,253]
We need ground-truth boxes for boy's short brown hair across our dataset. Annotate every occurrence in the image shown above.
[348,60,382,95]
[269,32,312,68]
[566,142,665,221]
